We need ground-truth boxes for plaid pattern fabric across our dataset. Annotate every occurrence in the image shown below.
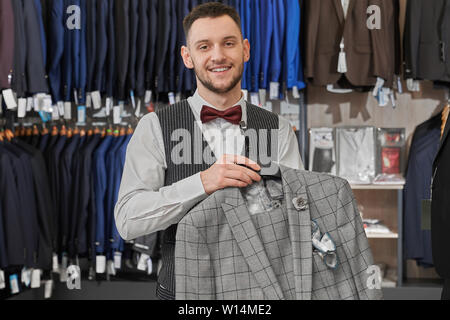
[175,165,383,300]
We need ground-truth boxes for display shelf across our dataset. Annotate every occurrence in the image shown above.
[350,183,405,190]
[366,232,399,239]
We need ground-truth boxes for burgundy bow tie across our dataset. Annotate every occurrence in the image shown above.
[200,105,242,125]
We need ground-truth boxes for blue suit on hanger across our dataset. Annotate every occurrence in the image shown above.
[260,0,273,90]
[110,135,133,256]
[93,135,114,255]
[250,0,261,93]
[0,201,7,269]
[104,135,126,259]
[94,0,108,93]
[86,0,96,93]
[269,0,285,87]
[48,0,65,103]
[62,0,73,101]
[78,0,87,104]
[106,0,115,98]
[34,0,47,66]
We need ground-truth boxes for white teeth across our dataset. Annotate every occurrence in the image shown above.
[212,67,230,72]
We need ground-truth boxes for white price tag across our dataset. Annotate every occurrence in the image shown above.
[137,253,150,271]
[135,98,141,117]
[77,106,86,124]
[105,97,113,116]
[269,82,279,100]
[144,90,152,104]
[10,274,19,294]
[372,77,385,96]
[57,101,64,116]
[96,255,106,274]
[113,106,121,124]
[86,93,92,108]
[52,105,60,120]
[168,92,175,105]
[26,97,33,112]
[280,101,300,115]
[107,260,116,276]
[0,270,5,289]
[31,269,41,288]
[43,96,52,112]
[114,252,122,269]
[18,98,27,118]
[21,268,31,287]
[259,89,267,106]
[292,86,300,99]
[91,91,102,110]
[262,101,273,112]
[176,93,181,103]
[64,102,72,120]
[250,92,260,106]
[44,280,53,299]
[2,89,17,110]
[52,254,59,273]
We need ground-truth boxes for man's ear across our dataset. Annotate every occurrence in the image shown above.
[181,46,194,69]
[243,39,250,63]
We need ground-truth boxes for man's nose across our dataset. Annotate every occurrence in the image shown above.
[210,45,226,63]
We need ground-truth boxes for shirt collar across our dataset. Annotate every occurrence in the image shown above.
[188,89,248,123]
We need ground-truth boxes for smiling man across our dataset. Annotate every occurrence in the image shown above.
[114,2,304,300]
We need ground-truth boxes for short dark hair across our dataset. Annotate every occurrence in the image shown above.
[183,2,242,41]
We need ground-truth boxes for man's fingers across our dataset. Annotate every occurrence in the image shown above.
[220,154,261,171]
[224,170,253,185]
[223,178,249,189]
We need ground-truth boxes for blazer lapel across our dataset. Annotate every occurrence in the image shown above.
[221,188,285,300]
[281,166,313,300]
[333,0,345,26]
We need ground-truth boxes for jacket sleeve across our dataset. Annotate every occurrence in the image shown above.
[175,216,215,300]
[304,0,320,81]
[403,0,422,79]
[336,180,384,300]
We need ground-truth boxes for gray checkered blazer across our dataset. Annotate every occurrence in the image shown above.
[175,165,383,300]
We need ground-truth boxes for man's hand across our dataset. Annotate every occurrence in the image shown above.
[200,154,262,195]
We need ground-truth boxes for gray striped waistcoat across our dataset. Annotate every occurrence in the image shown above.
[155,100,279,300]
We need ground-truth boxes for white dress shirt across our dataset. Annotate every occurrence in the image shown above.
[114,90,304,240]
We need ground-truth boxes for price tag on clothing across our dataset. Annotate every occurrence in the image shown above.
[113,105,121,124]
[114,252,122,270]
[96,255,106,274]
[106,260,116,276]
[144,90,152,104]
[26,97,33,112]
[105,97,113,116]
[130,90,136,109]
[137,253,150,271]
[77,106,86,124]
[147,258,153,275]
[176,93,181,103]
[86,93,92,108]
[31,269,41,289]
[52,254,59,273]
[91,91,102,110]
[168,92,175,105]
[17,98,27,118]
[269,82,279,100]
[57,101,64,117]
[64,102,72,120]
[0,270,5,289]
[250,92,260,106]
[135,98,141,118]
[259,89,267,106]
[242,89,248,102]
[42,96,52,112]
[396,76,403,94]
[406,79,420,92]
[292,86,301,99]
[52,105,60,120]
[21,268,31,287]
[10,274,19,294]
[262,101,273,113]
[44,280,53,299]
[372,78,385,96]
[2,89,17,110]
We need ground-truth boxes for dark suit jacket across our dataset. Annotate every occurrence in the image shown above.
[127,0,139,94]
[11,0,27,97]
[432,108,450,279]
[404,0,450,82]
[145,0,158,91]
[114,0,130,101]
[135,0,148,97]
[86,0,96,93]
[155,0,170,93]
[304,0,398,87]
[94,0,108,93]
[0,0,14,89]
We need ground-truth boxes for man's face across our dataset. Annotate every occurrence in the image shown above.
[182,15,250,94]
